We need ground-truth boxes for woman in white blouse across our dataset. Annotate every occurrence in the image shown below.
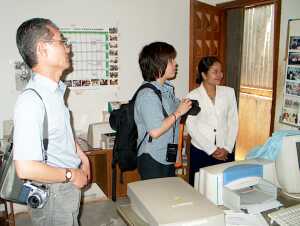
[186,56,238,185]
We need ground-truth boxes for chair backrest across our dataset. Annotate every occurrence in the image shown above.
[175,119,186,169]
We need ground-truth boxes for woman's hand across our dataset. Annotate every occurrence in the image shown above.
[212,148,228,161]
[174,99,192,118]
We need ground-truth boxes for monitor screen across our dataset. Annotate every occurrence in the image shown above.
[276,135,300,198]
[296,142,300,170]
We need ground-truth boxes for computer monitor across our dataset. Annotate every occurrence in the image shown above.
[276,134,300,199]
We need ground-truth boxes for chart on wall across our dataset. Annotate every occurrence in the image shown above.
[14,27,119,91]
[280,19,300,127]
[62,27,119,88]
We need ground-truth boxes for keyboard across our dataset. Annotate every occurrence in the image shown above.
[268,203,300,226]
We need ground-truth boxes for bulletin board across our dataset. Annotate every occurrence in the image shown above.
[280,19,300,127]
[62,27,119,89]
[14,26,119,91]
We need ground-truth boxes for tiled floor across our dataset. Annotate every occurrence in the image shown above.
[15,200,126,226]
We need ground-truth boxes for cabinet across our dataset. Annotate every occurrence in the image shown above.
[85,149,140,199]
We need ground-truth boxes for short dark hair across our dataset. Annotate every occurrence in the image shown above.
[196,56,220,84]
[138,42,177,81]
[16,18,58,68]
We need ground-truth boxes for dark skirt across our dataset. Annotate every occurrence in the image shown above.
[189,143,235,186]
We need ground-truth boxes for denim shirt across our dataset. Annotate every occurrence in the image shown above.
[134,80,180,165]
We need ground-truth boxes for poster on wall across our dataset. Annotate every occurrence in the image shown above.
[280,19,300,127]
[14,61,32,91]
[62,27,119,89]
[14,26,119,91]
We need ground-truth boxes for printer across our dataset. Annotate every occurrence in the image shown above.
[194,158,279,206]
[222,163,280,213]
[87,122,115,148]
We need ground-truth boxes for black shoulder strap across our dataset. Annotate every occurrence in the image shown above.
[23,88,48,163]
[132,83,168,118]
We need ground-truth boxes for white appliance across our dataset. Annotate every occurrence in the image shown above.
[87,122,115,148]
[127,177,225,226]
[194,158,279,205]
[221,164,279,213]
[276,134,300,199]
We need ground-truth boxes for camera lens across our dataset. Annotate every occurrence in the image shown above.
[28,194,41,209]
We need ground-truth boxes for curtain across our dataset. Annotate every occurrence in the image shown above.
[225,8,244,104]
[241,4,274,89]
[236,4,275,160]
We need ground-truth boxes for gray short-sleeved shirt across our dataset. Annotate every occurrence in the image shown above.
[13,74,81,168]
[134,81,180,165]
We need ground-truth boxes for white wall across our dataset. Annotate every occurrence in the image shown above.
[0,0,189,137]
[274,0,300,130]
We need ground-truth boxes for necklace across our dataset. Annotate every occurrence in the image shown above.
[208,95,215,103]
[203,83,216,103]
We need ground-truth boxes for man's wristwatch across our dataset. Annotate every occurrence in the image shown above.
[65,168,72,183]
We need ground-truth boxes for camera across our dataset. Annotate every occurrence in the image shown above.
[19,181,49,209]
[186,99,201,116]
[166,143,178,162]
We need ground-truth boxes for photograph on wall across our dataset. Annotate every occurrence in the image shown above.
[288,52,300,65]
[286,81,300,96]
[280,19,300,127]
[289,36,300,50]
[280,97,300,126]
[287,66,300,81]
[280,108,299,126]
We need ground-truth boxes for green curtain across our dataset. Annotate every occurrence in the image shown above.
[225,8,244,105]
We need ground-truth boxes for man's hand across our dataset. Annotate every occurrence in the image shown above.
[80,158,91,182]
[76,142,91,183]
[70,168,88,188]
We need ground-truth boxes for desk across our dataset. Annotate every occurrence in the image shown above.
[262,192,300,225]
[116,191,300,226]
[85,148,140,199]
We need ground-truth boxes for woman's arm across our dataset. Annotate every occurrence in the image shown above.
[136,90,191,139]
[149,99,191,138]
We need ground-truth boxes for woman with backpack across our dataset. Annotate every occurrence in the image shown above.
[134,41,192,180]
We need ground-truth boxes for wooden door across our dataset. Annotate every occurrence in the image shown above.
[189,0,224,90]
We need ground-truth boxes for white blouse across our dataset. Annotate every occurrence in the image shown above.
[186,83,238,155]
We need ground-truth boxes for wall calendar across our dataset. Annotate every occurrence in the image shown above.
[62,27,119,89]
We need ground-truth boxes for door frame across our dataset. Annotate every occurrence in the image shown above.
[217,0,281,134]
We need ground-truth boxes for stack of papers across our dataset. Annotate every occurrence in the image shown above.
[225,210,268,226]
[237,186,282,213]
[241,199,282,214]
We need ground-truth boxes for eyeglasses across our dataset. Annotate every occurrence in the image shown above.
[43,38,72,47]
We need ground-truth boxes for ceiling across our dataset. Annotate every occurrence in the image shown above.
[199,0,234,5]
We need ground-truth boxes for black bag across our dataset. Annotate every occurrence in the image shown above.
[109,83,167,201]
[0,88,48,204]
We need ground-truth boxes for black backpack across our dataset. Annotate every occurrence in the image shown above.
[109,83,167,200]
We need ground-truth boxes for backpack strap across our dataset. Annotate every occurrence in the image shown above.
[23,88,48,163]
[132,83,168,117]
[133,83,169,143]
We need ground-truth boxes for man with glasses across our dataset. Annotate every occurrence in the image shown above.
[13,18,90,226]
